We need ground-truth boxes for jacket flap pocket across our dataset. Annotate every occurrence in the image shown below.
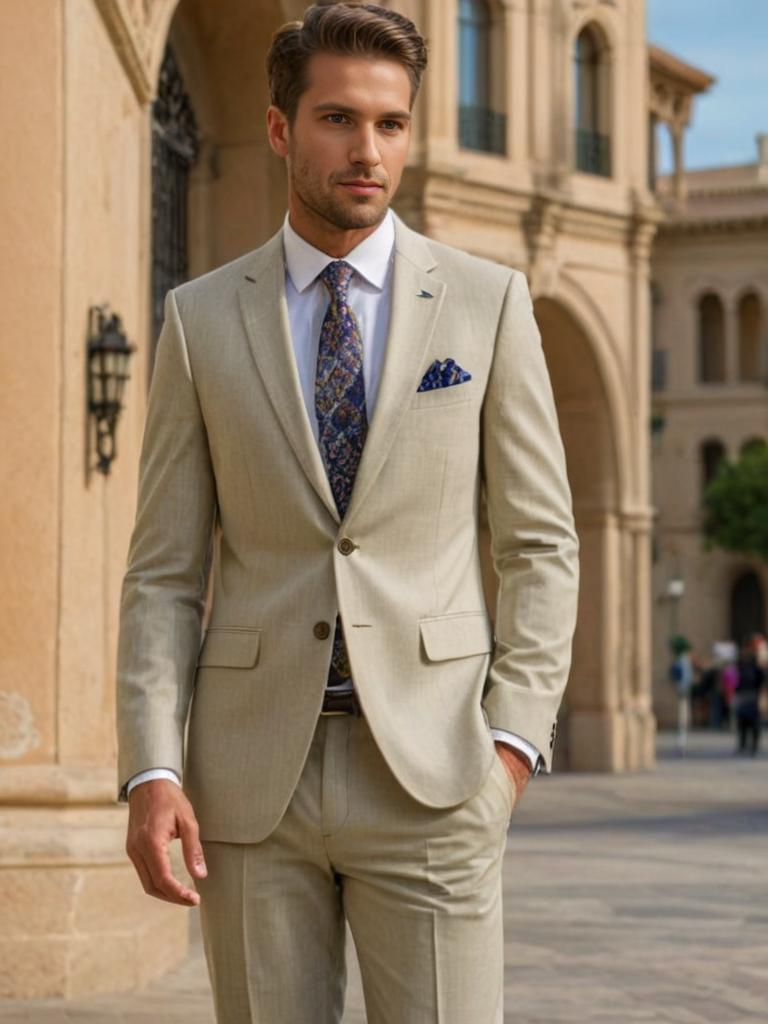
[197,628,261,668]
[419,613,493,662]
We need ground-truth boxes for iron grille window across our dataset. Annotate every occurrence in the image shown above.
[457,0,506,156]
[150,46,199,367]
[575,129,611,176]
[574,27,611,177]
[459,105,507,155]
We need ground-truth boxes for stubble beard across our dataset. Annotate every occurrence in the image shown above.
[289,148,389,231]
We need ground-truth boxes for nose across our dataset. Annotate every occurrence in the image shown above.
[348,124,381,168]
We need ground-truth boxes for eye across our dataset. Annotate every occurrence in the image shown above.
[380,120,404,131]
[325,113,349,125]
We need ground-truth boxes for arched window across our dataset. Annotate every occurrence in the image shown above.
[574,24,611,176]
[698,292,725,383]
[738,292,762,382]
[458,0,506,154]
[701,439,726,495]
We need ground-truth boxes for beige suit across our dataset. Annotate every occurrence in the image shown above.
[116,211,579,1021]
[117,210,579,839]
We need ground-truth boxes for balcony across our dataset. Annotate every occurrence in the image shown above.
[458,105,507,156]
[575,129,611,177]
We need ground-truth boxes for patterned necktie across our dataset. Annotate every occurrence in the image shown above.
[315,260,368,687]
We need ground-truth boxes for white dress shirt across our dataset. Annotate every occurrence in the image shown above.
[127,210,543,795]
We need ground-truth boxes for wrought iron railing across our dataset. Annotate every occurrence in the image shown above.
[652,349,666,392]
[150,46,199,361]
[458,105,507,156]
[575,129,611,177]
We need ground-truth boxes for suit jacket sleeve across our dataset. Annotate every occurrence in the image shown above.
[115,288,217,799]
[480,270,580,772]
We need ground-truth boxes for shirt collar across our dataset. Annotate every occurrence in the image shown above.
[282,208,395,293]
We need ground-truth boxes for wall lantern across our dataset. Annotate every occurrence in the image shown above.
[87,305,136,476]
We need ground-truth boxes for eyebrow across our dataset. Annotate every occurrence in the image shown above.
[312,103,412,122]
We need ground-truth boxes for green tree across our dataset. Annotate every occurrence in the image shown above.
[703,442,768,560]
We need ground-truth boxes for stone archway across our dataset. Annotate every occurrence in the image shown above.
[534,296,653,771]
[161,0,291,277]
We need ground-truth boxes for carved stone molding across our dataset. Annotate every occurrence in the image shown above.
[628,203,662,265]
[95,0,178,104]
[524,193,562,265]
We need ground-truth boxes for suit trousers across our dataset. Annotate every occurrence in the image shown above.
[196,710,513,1023]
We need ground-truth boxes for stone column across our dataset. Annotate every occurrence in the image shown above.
[671,124,687,203]
[502,0,527,163]
[622,509,657,771]
[724,296,740,384]
[529,0,554,171]
[566,509,627,771]
[421,0,458,164]
[0,0,186,999]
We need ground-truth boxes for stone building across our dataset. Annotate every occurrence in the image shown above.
[650,136,768,726]
[1,0,659,999]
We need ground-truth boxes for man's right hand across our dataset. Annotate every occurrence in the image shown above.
[125,779,207,906]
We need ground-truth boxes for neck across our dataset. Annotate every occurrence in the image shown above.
[286,197,386,257]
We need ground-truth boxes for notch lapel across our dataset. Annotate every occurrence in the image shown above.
[343,215,447,523]
[237,231,340,524]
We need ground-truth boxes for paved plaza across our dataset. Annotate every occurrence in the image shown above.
[1,729,766,1023]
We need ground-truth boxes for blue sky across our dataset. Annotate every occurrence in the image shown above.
[646,0,767,171]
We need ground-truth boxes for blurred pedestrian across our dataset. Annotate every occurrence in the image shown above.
[695,658,723,728]
[721,656,740,726]
[734,635,765,756]
[669,635,693,755]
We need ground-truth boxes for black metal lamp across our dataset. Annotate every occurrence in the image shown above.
[87,305,136,476]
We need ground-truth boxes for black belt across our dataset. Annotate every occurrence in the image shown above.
[320,688,362,717]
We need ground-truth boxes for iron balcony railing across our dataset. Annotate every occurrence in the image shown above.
[459,105,507,156]
[652,349,666,392]
[575,129,611,177]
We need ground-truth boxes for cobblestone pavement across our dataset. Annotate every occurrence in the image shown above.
[1,729,766,1023]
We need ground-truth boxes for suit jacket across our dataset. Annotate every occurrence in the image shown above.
[116,210,580,842]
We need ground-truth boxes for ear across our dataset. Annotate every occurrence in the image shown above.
[266,105,290,158]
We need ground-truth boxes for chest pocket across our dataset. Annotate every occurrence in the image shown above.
[410,381,475,411]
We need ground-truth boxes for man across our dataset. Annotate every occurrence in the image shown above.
[734,635,764,756]
[117,3,579,1021]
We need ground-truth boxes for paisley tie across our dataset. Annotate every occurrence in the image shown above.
[315,260,368,687]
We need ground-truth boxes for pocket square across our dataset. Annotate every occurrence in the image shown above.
[416,358,472,392]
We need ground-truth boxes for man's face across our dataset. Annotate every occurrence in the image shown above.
[268,52,413,234]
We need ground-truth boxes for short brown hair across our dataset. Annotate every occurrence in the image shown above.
[266,2,428,126]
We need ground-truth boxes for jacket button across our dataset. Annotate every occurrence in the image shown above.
[313,621,331,640]
[338,537,356,555]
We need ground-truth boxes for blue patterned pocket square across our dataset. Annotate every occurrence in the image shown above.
[416,358,472,392]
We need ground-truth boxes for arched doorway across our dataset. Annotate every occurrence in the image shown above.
[154,0,292,296]
[480,292,646,770]
[730,570,766,648]
[534,297,647,770]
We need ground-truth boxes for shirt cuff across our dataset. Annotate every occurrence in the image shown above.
[490,729,545,776]
[125,768,182,796]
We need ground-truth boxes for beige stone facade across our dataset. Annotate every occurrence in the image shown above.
[0,0,662,999]
[651,141,768,727]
